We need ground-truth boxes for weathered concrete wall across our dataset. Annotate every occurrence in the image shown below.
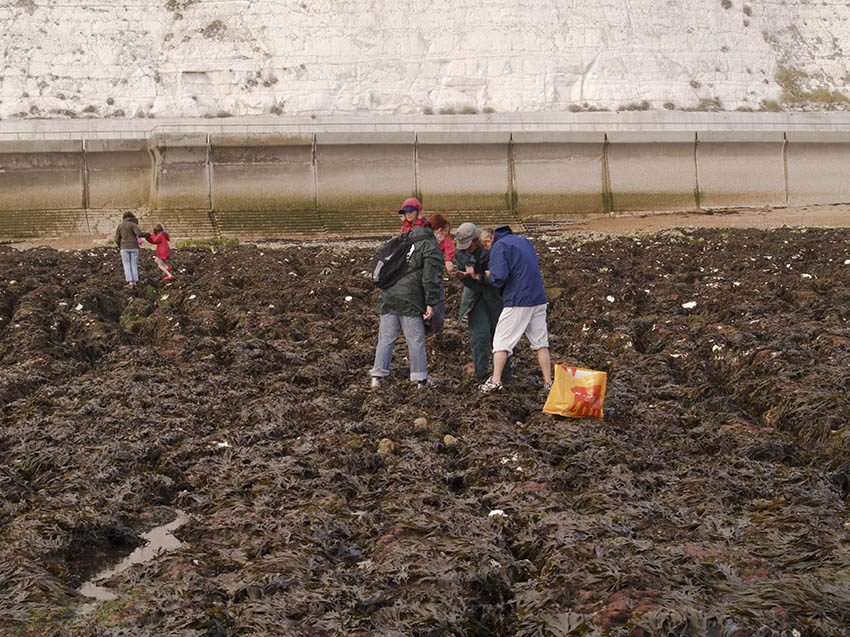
[150,134,210,210]
[0,141,83,211]
[607,132,698,213]
[316,133,414,213]
[513,132,606,218]
[86,139,151,210]
[697,132,787,208]
[786,132,850,206]
[2,113,850,239]
[417,132,511,212]
[211,134,314,212]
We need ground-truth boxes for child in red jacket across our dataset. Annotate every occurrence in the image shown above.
[146,224,175,281]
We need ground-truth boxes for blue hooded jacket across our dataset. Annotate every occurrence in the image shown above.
[486,226,547,307]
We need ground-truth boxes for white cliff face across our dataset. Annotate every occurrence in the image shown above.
[0,0,848,119]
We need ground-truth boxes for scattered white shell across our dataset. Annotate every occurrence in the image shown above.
[188,294,197,300]
[488,509,507,518]
[75,303,83,311]
[606,295,615,303]
[682,301,697,309]
[214,441,231,449]
[801,273,813,279]
[712,344,723,352]
[345,295,353,302]
[844,259,850,265]
[161,294,169,300]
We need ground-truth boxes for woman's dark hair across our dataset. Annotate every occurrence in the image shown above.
[122,211,134,220]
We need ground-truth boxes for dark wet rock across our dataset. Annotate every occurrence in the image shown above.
[1,231,849,634]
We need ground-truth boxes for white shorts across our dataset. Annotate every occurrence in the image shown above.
[492,304,549,355]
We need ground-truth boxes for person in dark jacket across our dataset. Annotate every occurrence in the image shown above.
[114,212,149,288]
[370,224,443,389]
[453,224,510,380]
[479,225,551,393]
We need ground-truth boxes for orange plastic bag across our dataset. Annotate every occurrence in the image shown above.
[542,365,607,419]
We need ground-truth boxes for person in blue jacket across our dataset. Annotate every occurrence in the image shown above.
[479,225,552,393]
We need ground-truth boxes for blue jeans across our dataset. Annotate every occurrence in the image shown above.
[370,314,428,381]
[120,248,139,283]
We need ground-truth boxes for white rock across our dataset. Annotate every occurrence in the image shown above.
[682,301,697,309]
[488,509,507,518]
[1,1,847,117]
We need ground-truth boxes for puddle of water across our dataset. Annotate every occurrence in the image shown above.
[77,510,189,607]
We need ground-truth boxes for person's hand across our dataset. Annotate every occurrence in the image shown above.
[445,261,455,273]
[423,305,433,320]
[452,270,467,279]
[485,270,491,278]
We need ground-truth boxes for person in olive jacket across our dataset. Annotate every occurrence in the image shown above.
[369,224,443,389]
[453,224,511,380]
[114,211,150,289]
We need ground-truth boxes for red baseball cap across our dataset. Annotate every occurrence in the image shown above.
[398,197,422,214]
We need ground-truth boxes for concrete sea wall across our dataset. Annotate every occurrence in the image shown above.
[1,112,849,240]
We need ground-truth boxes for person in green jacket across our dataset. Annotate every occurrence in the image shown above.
[370,224,444,389]
[452,224,511,380]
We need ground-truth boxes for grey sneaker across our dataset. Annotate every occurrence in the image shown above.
[370,377,383,390]
[416,378,434,389]
[479,377,503,393]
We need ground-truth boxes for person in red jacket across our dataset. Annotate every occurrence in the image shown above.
[145,224,175,281]
[398,197,428,233]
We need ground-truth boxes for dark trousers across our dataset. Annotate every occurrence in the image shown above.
[468,299,511,379]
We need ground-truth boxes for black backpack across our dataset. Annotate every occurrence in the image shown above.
[371,232,418,289]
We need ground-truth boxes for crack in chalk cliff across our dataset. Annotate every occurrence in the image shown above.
[579,52,602,103]
[624,0,635,36]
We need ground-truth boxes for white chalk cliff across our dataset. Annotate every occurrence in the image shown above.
[1,0,849,119]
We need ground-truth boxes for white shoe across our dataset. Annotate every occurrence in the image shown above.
[370,377,383,390]
[479,377,503,393]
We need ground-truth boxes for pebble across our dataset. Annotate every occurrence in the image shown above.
[377,438,394,455]
[443,434,457,447]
